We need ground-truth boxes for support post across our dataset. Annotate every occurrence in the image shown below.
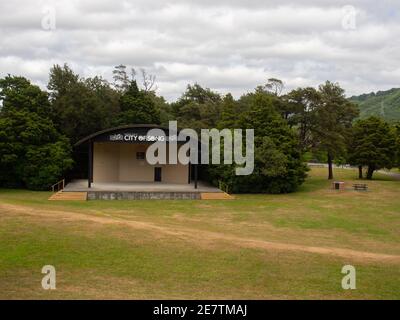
[90,140,94,183]
[88,140,92,188]
[194,164,198,189]
[188,163,191,184]
[327,152,333,180]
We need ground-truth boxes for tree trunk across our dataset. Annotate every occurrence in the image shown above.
[327,152,333,180]
[358,166,363,179]
[366,165,375,180]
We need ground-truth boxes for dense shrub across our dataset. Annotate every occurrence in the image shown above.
[0,77,73,190]
[206,91,308,193]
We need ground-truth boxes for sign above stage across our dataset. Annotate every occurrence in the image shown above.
[74,124,191,147]
[108,133,178,143]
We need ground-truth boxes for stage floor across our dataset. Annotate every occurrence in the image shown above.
[64,180,223,193]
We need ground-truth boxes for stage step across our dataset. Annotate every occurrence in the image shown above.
[87,191,200,200]
[48,191,87,201]
[200,192,234,200]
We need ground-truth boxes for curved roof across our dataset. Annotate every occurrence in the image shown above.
[74,124,171,147]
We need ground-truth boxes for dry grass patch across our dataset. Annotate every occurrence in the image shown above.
[1,167,400,299]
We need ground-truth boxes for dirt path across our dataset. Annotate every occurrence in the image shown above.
[2,203,400,264]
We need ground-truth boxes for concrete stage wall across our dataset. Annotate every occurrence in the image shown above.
[93,142,189,184]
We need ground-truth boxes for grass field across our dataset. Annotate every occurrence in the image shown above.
[1,167,399,299]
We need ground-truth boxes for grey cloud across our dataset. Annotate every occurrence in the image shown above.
[0,0,399,101]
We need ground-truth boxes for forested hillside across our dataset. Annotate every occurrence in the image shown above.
[350,88,400,122]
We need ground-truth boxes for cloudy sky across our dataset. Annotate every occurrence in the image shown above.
[0,0,399,100]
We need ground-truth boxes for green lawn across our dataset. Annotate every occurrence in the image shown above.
[1,168,399,299]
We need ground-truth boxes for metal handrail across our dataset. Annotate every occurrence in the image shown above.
[51,179,65,193]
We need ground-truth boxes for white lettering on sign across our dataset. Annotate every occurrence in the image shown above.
[109,133,168,142]
[124,134,137,141]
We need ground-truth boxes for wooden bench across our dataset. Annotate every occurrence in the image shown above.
[353,184,368,191]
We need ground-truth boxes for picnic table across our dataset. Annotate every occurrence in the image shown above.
[353,183,368,191]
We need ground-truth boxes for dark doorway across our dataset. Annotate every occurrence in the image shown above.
[154,167,162,182]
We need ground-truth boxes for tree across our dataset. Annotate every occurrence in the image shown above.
[148,92,172,126]
[283,87,321,150]
[207,89,308,193]
[0,75,51,117]
[218,93,241,129]
[47,63,79,96]
[313,81,359,179]
[395,123,400,168]
[0,108,73,190]
[48,64,120,143]
[0,73,74,190]
[112,64,134,92]
[171,84,222,131]
[113,80,161,125]
[264,78,284,96]
[179,83,221,105]
[113,65,158,93]
[140,68,157,92]
[348,117,396,179]
[23,136,73,190]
